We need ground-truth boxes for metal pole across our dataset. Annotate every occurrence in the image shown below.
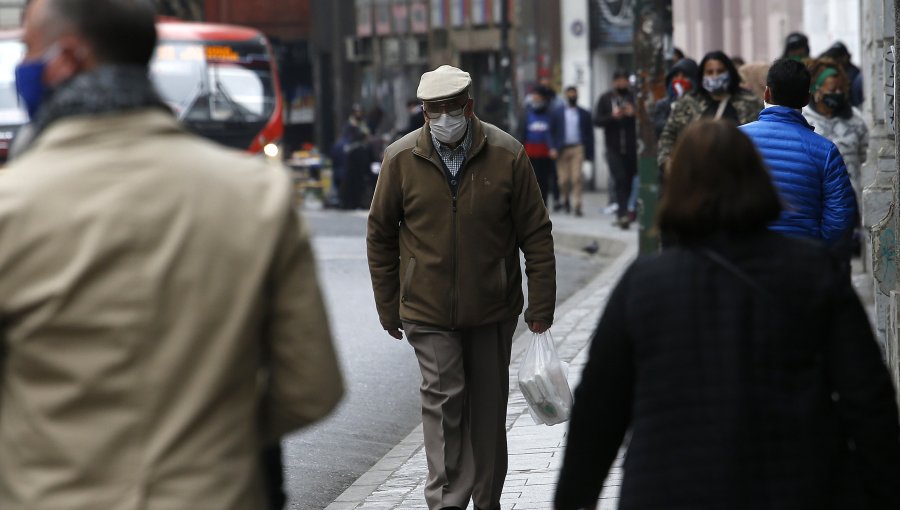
[500,0,513,133]
[633,0,671,254]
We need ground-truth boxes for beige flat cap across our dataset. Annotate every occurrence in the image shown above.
[417,65,472,101]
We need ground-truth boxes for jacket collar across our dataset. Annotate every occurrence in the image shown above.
[29,108,184,154]
[414,115,488,167]
[758,105,814,131]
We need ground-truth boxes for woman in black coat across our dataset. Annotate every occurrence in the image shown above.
[554,119,900,510]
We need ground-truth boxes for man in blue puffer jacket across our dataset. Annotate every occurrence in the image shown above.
[740,58,856,248]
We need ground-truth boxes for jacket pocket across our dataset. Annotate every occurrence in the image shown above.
[401,257,416,303]
[499,258,508,296]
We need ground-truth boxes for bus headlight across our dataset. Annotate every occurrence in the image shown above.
[263,143,280,159]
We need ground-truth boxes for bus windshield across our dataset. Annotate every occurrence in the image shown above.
[0,39,27,125]
[150,40,276,124]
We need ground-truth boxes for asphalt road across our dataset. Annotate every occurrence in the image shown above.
[282,206,605,509]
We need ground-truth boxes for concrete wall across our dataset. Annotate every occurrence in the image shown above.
[0,0,23,29]
[861,0,899,393]
[672,0,802,63]
[803,0,862,59]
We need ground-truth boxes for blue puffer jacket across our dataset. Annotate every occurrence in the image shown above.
[740,106,856,246]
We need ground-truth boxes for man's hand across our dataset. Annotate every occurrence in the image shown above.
[387,328,404,340]
[528,321,549,334]
[549,148,558,160]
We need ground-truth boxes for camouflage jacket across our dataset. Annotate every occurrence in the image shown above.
[657,90,763,167]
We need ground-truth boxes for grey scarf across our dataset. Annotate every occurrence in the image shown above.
[13,65,171,157]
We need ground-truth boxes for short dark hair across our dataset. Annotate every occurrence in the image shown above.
[564,86,577,93]
[657,119,781,241]
[612,69,629,80]
[534,85,554,99]
[783,32,810,58]
[823,41,850,59]
[50,0,157,67]
[673,47,685,60]
[766,58,811,109]
[697,51,742,96]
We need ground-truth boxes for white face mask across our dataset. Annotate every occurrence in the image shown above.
[430,114,467,144]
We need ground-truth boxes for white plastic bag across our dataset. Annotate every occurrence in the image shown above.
[517,331,573,426]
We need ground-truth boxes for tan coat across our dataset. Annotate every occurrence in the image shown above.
[367,117,556,331]
[0,110,343,510]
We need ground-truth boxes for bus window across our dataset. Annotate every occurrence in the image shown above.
[151,40,276,124]
[0,40,27,126]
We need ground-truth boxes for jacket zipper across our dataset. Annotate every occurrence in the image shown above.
[451,193,458,328]
[412,133,485,330]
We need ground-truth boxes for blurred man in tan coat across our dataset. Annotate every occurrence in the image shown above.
[0,1,343,509]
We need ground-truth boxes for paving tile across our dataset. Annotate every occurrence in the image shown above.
[325,223,639,510]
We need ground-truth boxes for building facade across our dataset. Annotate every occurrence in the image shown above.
[0,0,22,29]
[672,0,803,63]
[862,0,900,395]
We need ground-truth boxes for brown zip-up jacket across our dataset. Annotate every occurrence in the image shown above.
[367,117,556,331]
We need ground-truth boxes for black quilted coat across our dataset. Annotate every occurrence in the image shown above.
[555,231,900,510]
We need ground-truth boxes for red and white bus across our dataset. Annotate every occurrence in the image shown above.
[151,21,284,158]
[0,20,285,163]
[0,29,26,161]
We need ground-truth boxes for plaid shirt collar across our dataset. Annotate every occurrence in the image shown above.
[430,119,472,177]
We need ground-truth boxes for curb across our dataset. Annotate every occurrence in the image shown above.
[324,233,638,510]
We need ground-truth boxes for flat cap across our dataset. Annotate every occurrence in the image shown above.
[417,65,472,101]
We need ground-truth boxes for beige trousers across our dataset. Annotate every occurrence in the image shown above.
[403,319,517,510]
[557,145,584,212]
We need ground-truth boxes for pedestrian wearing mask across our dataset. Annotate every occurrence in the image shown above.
[549,86,595,216]
[657,51,762,168]
[339,103,375,209]
[554,119,900,510]
[520,86,557,205]
[0,1,344,509]
[368,65,556,510]
[594,70,638,229]
[803,59,869,205]
[803,59,868,259]
[782,32,812,62]
[652,57,698,139]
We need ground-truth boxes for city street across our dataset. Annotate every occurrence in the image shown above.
[283,205,608,510]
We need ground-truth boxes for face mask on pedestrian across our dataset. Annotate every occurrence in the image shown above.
[567,95,578,106]
[702,73,730,94]
[15,44,59,120]
[671,77,693,98]
[429,113,467,144]
[822,92,846,111]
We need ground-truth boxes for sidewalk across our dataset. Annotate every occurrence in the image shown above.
[324,191,638,510]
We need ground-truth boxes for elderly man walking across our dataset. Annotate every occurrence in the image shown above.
[0,1,343,509]
[367,65,556,510]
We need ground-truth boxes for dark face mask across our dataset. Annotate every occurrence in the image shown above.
[822,92,846,111]
[567,96,578,106]
[615,87,629,95]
